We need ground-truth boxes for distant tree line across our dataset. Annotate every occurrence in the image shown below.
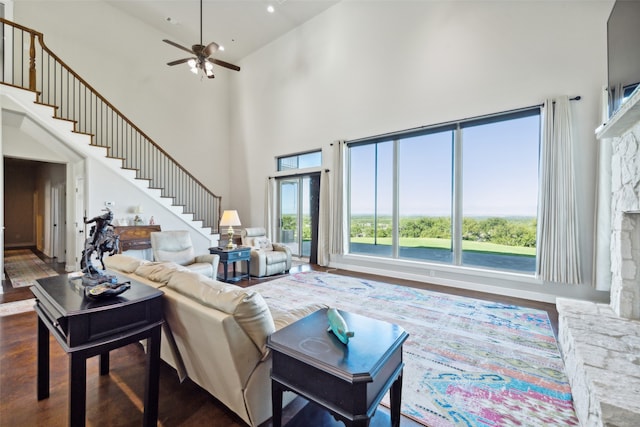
[281,215,312,240]
[350,216,537,248]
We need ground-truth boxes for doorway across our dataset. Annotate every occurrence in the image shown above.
[277,173,320,262]
[3,158,66,256]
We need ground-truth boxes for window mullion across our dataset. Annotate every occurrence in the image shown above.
[452,126,463,265]
[392,139,399,258]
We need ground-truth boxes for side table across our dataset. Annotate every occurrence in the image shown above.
[267,308,408,427]
[31,274,164,427]
[208,246,251,283]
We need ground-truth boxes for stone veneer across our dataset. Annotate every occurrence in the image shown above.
[610,121,640,320]
[557,298,640,426]
[557,119,640,426]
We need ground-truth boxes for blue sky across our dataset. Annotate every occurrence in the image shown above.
[349,114,540,217]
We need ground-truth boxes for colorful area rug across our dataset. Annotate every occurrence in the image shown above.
[252,271,578,427]
[4,249,58,288]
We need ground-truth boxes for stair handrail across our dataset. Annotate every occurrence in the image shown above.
[0,17,221,233]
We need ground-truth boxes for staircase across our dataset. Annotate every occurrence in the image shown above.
[0,18,222,238]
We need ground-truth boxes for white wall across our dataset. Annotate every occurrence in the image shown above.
[13,0,233,205]
[231,1,613,297]
[85,157,214,258]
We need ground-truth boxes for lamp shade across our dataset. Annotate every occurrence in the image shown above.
[220,210,241,227]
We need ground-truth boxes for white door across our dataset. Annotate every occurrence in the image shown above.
[51,184,66,259]
[75,176,85,271]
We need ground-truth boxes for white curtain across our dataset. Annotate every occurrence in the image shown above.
[536,96,581,284]
[317,170,330,266]
[330,141,345,256]
[265,178,276,241]
[593,87,612,291]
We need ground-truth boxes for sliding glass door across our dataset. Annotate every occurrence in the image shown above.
[278,176,314,258]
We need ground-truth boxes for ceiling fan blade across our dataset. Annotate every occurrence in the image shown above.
[167,58,193,66]
[163,39,195,55]
[208,58,241,72]
[203,42,219,57]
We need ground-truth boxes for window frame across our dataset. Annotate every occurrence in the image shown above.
[277,150,322,172]
[346,106,541,274]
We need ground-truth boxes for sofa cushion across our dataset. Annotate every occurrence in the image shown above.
[103,254,149,273]
[271,303,328,330]
[167,270,275,357]
[134,261,188,283]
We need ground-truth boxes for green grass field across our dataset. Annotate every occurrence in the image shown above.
[350,237,536,257]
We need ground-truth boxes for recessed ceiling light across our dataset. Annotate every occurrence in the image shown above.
[267,5,275,13]
[219,45,225,51]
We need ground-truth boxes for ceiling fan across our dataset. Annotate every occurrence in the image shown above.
[163,0,240,79]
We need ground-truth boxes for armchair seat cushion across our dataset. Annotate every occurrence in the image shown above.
[186,262,214,278]
[264,250,288,265]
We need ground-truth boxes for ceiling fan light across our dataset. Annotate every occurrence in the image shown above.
[187,59,198,74]
[205,62,213,71]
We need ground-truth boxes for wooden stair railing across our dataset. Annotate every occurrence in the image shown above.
[0,18,221,233]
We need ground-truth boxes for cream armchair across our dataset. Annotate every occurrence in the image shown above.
[150,230,219,279]
[241,227,292,278]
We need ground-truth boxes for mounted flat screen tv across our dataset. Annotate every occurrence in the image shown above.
[607,0,640,116]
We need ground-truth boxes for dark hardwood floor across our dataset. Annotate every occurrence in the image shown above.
[1,247,68,304]
[1,248,559,426]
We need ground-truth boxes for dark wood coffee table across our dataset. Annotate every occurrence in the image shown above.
[267,308,408,427]
[31,274,164,427]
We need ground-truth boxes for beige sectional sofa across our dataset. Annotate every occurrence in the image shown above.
[104,254,323,427]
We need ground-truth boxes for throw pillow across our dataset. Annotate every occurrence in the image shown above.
[253,236,273,251]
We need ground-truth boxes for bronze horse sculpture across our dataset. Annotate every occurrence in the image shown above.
[81,209,120,277]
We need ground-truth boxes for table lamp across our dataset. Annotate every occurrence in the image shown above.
[220,210,241,249]
[134,205,144,225]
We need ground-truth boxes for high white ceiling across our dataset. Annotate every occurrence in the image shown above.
[106,0,340,64]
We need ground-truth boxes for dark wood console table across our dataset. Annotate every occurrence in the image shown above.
[113,225,161,252]
[267,308,408,427]
[31,274,164,427]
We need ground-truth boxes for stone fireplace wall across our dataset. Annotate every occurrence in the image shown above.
[556,97,640,427]
[610,121,640,319]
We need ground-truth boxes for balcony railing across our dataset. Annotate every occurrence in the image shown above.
[0,18,221,233]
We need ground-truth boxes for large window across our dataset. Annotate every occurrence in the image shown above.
[349,142,393,257]
[277,151,322,171]
[348,108,540,274]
